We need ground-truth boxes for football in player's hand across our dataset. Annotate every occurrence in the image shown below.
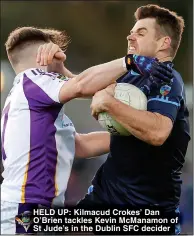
[98,83,147,136]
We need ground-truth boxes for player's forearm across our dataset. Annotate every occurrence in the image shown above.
[75,132,110,158]
[104,97,167,146]
[75,58,127,96]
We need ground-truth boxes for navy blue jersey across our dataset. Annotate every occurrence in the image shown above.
[91,62,190,211]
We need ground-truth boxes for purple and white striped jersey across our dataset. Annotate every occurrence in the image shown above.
[1,68,76,207]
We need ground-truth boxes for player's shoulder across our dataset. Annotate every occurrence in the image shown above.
[160,61,184,88]
[172,68,183,84]
[20,68,61,80]
[16,68,69,104]
[169,67,184,94]
[17,68,70,87]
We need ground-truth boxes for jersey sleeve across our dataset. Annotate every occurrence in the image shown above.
[147,78,183,123]
[23,70,70,107]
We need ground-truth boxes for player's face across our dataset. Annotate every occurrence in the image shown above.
[127,18,161,57]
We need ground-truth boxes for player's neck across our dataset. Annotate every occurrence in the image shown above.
[14,63,47,75]
[156,52,173,62]
[158,56,173,62]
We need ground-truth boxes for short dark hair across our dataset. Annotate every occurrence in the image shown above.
[5,26,71,64]
[134,4,185,57]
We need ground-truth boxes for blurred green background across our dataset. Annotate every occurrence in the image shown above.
[1,1,193,235]
[1,0,193,80]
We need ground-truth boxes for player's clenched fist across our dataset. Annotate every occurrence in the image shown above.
[91,84,116,120]
[36,42,66,66]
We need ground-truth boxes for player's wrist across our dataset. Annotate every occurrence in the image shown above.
[123,55,133,71]
[122,57,127,70]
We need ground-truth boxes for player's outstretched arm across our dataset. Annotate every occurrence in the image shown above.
[37,42,127,103]
[75,132,110,158]
[58,58,127,103]
[36,43,172,104]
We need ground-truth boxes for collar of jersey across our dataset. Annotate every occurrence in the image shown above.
[14,68,45,84]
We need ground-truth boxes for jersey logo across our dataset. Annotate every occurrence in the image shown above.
[160,84,171,96]
[59,76,69,81]
[56,74,70,82]
[15,211,33,233]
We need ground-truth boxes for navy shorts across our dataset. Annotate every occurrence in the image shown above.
[77,185,181,235]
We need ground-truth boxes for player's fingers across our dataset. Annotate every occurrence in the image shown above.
[154,63,173,79]
[158,62,173,73]
[54,52,66,62]
[36,45,43,63]
[47,44,60,64]
[43,43,54,66]
[151,71,172,83]
[90,101,97,118]
[157,67,173,79]
[40,44,48,66]
[91,109,95,117]
[61,52,67,61]
[91,110,98,120]
[95,113,98,120]
[90,100,95,110]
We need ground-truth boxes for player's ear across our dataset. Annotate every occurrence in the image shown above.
[158,36,171,51]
